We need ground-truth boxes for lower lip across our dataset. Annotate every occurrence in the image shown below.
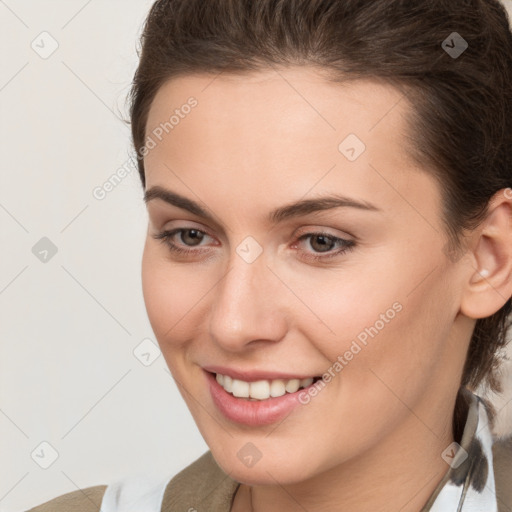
[205,370,316,426]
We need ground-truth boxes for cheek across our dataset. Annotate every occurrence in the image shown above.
[293,254,451,391]
[141,244,202,348]
[285,258,407,350]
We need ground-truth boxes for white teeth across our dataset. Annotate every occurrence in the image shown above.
[249,380,270,399]
[301,377,314,388]
[223,375,233,393]
[269,379,286,397]
[285,379,300,393]
[231,379,249,398]
[215,373,316,400]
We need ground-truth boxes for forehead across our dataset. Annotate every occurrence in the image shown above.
[145,66,411,141]
[144,66,417,174]
[142,66,439,227]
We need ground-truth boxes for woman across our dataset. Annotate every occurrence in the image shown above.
[28,0,512,511]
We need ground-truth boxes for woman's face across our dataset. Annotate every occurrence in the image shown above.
[141,66,470,484]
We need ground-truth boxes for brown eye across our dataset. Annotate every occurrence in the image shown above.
[179,229,205,246]
[307,234,337,253]
[152,228,213,256]
[294,231,356,262]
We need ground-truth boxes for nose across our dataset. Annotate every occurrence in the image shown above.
[208,247,288,353]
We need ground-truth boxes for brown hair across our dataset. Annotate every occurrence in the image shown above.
[128,0,512,419]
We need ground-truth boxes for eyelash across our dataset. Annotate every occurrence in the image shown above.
[152,228,356,262]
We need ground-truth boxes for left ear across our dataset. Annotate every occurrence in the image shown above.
[459,188,512,320]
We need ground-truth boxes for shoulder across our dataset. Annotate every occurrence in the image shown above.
[25,485,107,512]
[493,435,512,512]
[24,452,238,512]
[162,451,239,511]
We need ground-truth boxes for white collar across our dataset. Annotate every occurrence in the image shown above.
[425,388,498,511]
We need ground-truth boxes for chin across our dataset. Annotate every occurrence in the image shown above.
[210,444,324,486]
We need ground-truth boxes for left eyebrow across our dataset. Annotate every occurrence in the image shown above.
[268,194,381,223]
[143,185,381,225]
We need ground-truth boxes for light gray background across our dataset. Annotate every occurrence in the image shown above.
[2,1,512,511]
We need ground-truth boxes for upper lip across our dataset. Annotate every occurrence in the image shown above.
[202,365,320,382]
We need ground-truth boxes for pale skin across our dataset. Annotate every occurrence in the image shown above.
[140,66,512,512]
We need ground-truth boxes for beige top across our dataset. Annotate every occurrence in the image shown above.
[26,388,512,512]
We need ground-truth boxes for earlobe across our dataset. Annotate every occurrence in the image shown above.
[460,189,512,320]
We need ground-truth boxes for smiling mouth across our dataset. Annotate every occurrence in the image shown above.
[211,371,322,401]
